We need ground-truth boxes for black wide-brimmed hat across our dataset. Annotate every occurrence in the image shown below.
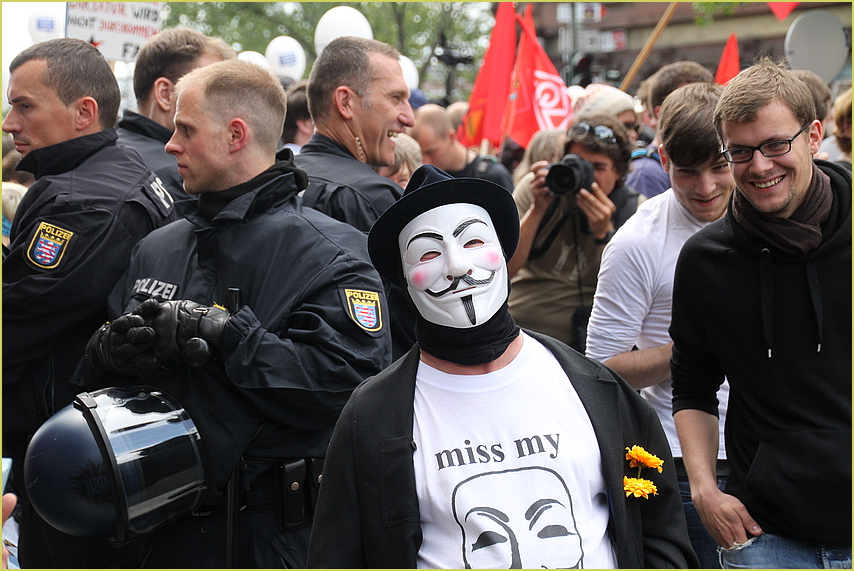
[368,164,520,287]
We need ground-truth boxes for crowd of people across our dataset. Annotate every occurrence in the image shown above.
[1,24,850,570]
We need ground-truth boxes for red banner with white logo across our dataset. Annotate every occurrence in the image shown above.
[501,4,572,148]
[458,2,517,148]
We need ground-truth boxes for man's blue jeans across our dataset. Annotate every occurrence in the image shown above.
[678,475,727,569]
[719,532,852,569]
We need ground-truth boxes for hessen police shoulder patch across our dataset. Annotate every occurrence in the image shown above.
[344,289,383,332]
[27,221,74,269]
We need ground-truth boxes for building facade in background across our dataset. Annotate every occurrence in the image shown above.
[530,2,851,93]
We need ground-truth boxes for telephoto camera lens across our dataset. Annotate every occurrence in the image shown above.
[545,154,595,197]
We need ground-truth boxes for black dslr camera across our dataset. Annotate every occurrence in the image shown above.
[545,154,595,197]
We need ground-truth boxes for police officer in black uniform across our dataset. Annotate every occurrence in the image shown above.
[117,27,236,201]
[296,36,418,359]
[84,59,392,568]
[2,38,177,569]
[295,36,415,234]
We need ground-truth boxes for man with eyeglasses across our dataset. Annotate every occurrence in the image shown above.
[670,59,851,568]
[508,114,641,352]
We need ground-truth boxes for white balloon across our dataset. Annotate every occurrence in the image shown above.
[314,6,373,57]
[238,50,271,69]
[785,10,848,83]
[28,9,61,43]
[265,36,306,81]
[399,56,419,90]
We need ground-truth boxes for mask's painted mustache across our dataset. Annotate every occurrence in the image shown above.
[425,271,496,297]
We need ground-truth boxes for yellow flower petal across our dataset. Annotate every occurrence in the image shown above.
[623,476,658,499]
[625,445,664,472]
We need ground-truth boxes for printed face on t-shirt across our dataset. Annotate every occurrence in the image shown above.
[452,467,582,569]
[399,203,508,328]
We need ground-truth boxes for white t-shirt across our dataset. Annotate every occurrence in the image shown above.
[413,332,617,569]
[586,189,728,459]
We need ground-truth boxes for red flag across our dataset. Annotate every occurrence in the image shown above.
[768,2,799,20]
[501,4,572,148]
[458,2,516,148]
[715,33,740,85]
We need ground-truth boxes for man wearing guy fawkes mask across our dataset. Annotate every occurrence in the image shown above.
[398,199,518,366]
[307,165,697,569]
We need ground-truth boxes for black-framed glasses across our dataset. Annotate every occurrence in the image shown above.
[571,122,617,143]
[623,122,640,133]
[721,123,811,163]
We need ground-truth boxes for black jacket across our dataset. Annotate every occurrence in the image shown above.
[117,109,191,201]
[295,133,402,232]
[447,153,515,193]
[671,160,851,543]
[2,129,176,456]
[296,133,417,359]
[308,331,698,569]
[103,160,393,493]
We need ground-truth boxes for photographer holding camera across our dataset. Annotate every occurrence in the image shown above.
[508,115,641,352]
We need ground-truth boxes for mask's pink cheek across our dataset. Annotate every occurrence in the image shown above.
[473,248,504,270]
[486,250,503,267]
[409,268,430,290]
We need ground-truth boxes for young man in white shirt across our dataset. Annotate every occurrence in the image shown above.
[586,82,734,568]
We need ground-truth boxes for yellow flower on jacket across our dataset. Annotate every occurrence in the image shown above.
[625,445,664,473]
[624,476,658,499]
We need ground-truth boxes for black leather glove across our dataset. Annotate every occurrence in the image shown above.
[143,298,231,367]
[84,313,159,378]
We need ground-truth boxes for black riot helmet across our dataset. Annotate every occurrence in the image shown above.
[24,387,205,543]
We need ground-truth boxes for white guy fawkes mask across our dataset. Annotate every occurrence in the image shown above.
[399,203,508,328]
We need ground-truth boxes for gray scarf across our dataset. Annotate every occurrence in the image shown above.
[732,166,832,254]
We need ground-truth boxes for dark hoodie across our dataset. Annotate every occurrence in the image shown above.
[670,160,851,544]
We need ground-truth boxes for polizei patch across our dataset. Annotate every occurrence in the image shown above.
[344,289,383,332]
[27,221,74,269]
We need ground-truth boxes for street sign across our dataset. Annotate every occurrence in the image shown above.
[600,29,629,53]
[575,3,608,24]
[557,3,572,24]
[577,29,601,52]
[574,29,629,54]
[66,2,165,62]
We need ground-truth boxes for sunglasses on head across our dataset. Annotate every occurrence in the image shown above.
[571,122,617,143]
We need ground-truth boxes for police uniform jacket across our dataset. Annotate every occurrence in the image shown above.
[296,134,418,360]
[295,133,402,232]
[117,109,191,202]
[106,159,393,495]
[3,129,177,457]
[308,330,698,569]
